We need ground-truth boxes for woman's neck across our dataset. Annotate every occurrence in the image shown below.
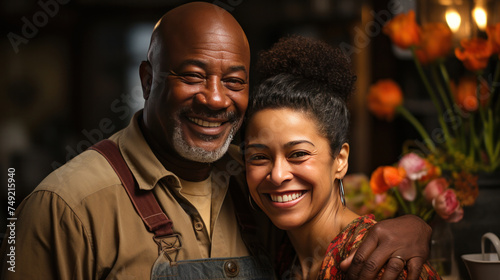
[287,203,358,279]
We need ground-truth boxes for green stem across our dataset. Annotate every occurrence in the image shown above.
[438,61,456,103]
[432,64,457,136]
[396,106,436,152]
[411,47,452,150]
[393,188,410,214]
[438,61,465,151]
[468,114,478,161]
[422,208,435,223]
[409,200,417,215]
[483,109,495,171]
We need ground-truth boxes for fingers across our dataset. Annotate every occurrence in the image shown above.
[346,215,431,280]
[339,249,356,272]
[406,257,425,280]
[379,256,406,280]
[354,237,398,280]
[345,231,380,280]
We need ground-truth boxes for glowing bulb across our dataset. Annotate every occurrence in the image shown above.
[446,9,461,32]
[473,7,487,30]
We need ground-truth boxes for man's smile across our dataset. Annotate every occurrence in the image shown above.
[188,117,223,128]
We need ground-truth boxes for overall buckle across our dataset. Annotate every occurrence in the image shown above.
[154,234,182,266]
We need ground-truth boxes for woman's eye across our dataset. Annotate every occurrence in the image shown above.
[289,151,309,159]
[247,154,268,163]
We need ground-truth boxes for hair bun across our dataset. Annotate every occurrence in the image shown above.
[256,35,356,101]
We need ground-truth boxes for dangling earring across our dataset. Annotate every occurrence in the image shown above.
[248,195,257,211]
[339,179,346,208]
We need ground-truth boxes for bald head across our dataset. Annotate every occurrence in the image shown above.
[147,2,249,67]
[139,2,251,168]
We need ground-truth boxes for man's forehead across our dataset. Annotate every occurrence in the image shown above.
[148,3,250,70]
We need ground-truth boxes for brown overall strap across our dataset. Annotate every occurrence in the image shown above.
[89,139,174,237]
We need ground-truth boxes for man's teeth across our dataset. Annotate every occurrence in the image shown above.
[189,117,222,128]
[270,191,305,203]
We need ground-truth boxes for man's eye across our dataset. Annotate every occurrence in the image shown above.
[180,73,205,84]
[223,78,246,91]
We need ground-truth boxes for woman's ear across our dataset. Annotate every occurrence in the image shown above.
[334,143,350,179]
[139,60,153,100]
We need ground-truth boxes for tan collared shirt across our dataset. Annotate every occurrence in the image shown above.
[1,111,249,279]
[179,176,212,237]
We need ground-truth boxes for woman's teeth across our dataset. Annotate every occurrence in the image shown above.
[270,191,305,203]
[189,117,222,128]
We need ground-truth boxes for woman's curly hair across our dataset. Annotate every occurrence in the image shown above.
[245,35,357,156]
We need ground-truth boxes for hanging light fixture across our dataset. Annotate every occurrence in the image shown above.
[472,6,487,30]
[418,0,472,45]
[445,8,462,32]
[418,0,499,44]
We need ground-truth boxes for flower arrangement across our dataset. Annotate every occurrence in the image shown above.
[367,10,500,223]
[343,173,398,221]
[369,152,478,223]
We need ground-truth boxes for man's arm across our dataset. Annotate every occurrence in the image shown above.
[340,215,431,280]
[1,191,94,279]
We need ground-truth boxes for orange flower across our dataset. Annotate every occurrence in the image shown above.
[486,23,500,55]
[452,171,479,207]
[415,23,452,65]
[450,76,489,112]
[370,166,406,194]
[383,10,421,49]
[419,159,441,182]
[367,79,404,121]
[455,38,493,72]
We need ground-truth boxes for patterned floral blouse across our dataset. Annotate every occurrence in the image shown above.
[276,215,442,279]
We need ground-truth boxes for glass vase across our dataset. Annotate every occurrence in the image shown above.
[429,217,459,279]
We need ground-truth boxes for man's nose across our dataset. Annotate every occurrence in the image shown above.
[267,158,293,186]
[195,76,231,110]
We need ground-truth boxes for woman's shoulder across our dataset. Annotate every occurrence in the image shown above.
[333,214,377,250]
[318,215,377,279]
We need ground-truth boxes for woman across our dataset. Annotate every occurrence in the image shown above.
[243,36,441,279]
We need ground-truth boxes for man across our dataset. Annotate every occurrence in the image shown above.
[1,2,431,279]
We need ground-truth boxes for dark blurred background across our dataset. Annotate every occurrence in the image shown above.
[1,0,499,278]
[0,0,421,214]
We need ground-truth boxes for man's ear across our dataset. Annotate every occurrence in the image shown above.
[334,143,350,179]
[139,60,153,100]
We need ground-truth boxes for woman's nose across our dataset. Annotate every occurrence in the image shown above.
[267,158,293,186]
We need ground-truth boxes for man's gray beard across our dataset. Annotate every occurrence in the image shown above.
[172,123,239,163]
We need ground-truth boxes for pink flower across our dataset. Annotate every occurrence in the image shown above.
[432,189,463,222]
[398,178,417,201]
[445,206,464,223]
[423,178,449,203]
[399,153,427,180]
[375,193,388,204]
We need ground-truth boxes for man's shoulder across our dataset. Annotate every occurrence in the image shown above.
[34,148,121,207]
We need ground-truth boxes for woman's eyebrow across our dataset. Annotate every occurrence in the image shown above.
[284,140,315,148]
[245,143,268,150]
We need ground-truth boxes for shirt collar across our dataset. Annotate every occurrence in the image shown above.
[118,110,175,190]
